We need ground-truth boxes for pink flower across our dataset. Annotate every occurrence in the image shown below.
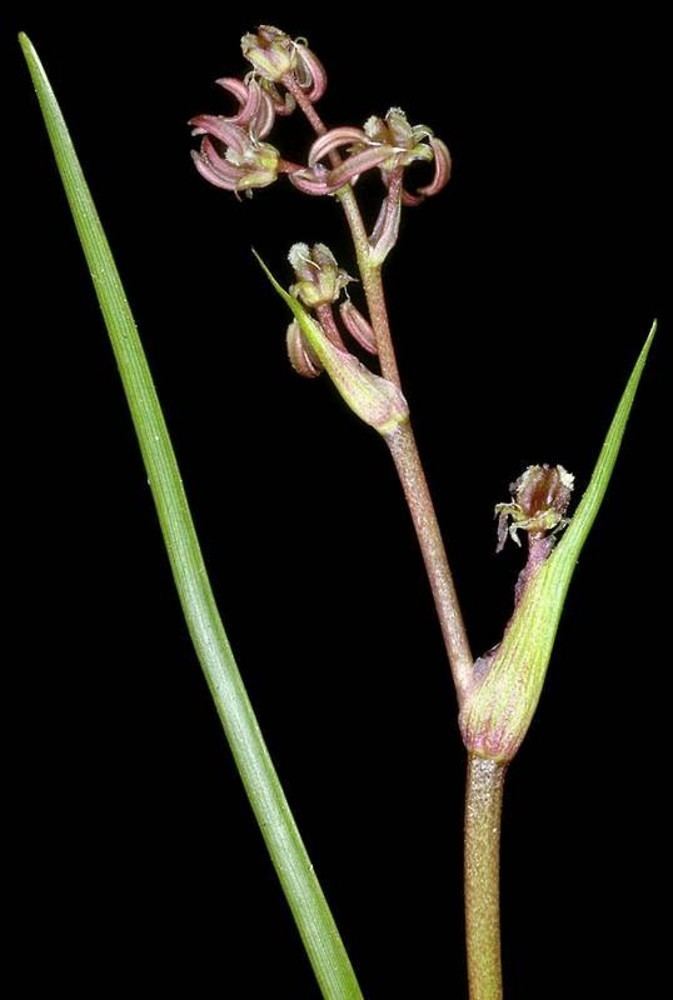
[289,109,452,204]
[189,116,281,193]
[241,25,327,102]
[288,242,352,308]
[209,76,276,138]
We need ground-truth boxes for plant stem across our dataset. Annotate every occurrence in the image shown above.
[285,76,473,700]
[354,261,401,386]
[464,754,506,1000]
[386,424,473,703]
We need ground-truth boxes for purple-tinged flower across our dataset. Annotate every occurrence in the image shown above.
[189,117,281,194]
[290,111,452,203]
[242,25,298,81]
[259,79,296,116]
[293,43,327,102]
[307,127,372,167]
[288,126,392,196]
[363,109,434,171]
[365,109,452,204]
[241,26,327,103]
[418,138,452,196]
[288,244,354,353]
[304,126,396,192]
[212,76,276,138]
[286,320,322,378]
[288,243,352,308]
[339,300,378,355]
[288,163,333,196]
[495,465,575,553]
[288,127,393,196]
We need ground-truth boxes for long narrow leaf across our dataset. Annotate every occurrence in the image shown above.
[20,33,363,1000]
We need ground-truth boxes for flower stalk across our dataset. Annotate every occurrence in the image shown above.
[280,68,472,697]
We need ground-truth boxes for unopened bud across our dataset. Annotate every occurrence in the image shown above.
[288,243,352,309]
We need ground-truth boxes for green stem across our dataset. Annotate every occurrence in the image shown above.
[21,33,363,1000]
[464,754,506,1000]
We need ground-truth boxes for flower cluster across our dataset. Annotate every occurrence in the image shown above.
[190,25,452,389]
[190,25,451,223]
[190,26,325,195]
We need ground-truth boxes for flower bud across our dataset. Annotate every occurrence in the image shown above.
[288,243,352,309]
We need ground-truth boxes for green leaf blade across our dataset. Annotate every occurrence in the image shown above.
[553,320,657,573]
[20,33,363,1000]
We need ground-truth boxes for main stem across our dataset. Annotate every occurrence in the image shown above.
[464,755,506,1000]
[284,76,473,702]
[386,424,473,702]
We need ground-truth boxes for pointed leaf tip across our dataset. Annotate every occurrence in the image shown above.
[554,319,657,566]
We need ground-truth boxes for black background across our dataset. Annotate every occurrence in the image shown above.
[8,6,669,997]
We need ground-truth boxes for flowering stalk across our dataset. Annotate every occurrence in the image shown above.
[279,72,474,701]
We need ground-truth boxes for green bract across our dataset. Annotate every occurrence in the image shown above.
[460,321,657,761]
[255,251,410,436]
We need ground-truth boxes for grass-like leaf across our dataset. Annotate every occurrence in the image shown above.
[20,32,363,1000]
